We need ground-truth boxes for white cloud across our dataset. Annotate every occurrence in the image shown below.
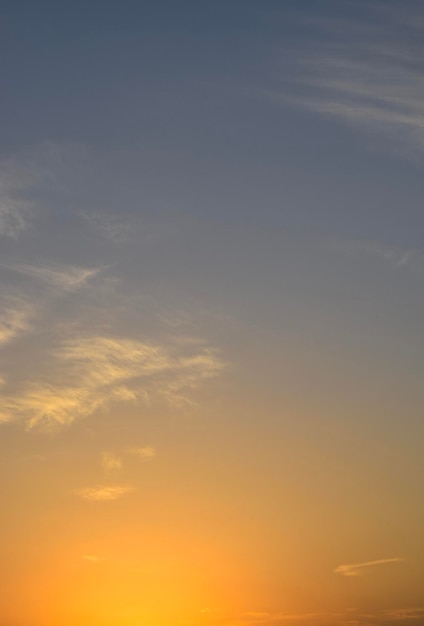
[73,485,135,501]
[334,557,403,577]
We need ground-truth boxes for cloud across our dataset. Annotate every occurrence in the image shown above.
[0,262,102,349]
[0,151,227,432]
[0,296,35,345]
[129,446,157,460]
[334,239,424,273]
[239,607,424,625]
[102,451,122,472]
[0,149,52,238]
[12,264,101,291]
[277,5,424,156]
[382,608,424,621]
[0,164,33,238]
[82,555,103,563]
[0,201,29,238]
[80,210,136,243]
[243,612,327,623]
[334,558,403,577]
[73,485,135,501]
[0,334,225,429]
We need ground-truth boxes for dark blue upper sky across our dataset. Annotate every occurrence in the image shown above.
[2,0,424,245]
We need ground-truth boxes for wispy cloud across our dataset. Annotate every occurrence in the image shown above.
[12,264,101,291]
[0,296,35,345]
[278,5,424,155]
[82,554,105,563]
[0,263,102,353]
[73,485,135,501]
[334,557,403,577]
[242,612,326,623]
[102,451,122,472]
[334,238,424,276]
[0,161,34,238]
[0,334,225,429]
[236,606,424,625]
[0,150,228,432]
[0,200,29,238]
[80,210,137,243]
[382,608,424,621]
[128,446,157,460]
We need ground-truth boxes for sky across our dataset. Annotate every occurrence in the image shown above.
[1,1,424,625]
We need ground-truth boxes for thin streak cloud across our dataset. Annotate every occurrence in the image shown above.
[279,4,424,156]
[73,485,135,501]
[0,151,49,238]
[383,608,424,621]
[12,264,101,291]
[0,334,225,429]
[334,558,403,577]
[334,239,424,274]
[128,446,157,460]
[0,201,28,239]
[0,296,35,346]
[82,555,104,563]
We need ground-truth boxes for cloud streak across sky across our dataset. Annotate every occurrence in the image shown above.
[12,263,101,291]
[334,558,404,577]
[73,485,135,501]
[279,3,424,157]
[0,333,225,429]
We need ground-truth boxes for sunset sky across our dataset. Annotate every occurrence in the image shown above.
[2,2,424,625]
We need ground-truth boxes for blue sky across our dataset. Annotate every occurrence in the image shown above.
[3,0,424,244]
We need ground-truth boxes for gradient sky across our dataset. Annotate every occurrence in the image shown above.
[2,2,424,625]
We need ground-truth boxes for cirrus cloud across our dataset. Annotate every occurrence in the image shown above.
[73,485,135,501]
[334,557,403,577]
